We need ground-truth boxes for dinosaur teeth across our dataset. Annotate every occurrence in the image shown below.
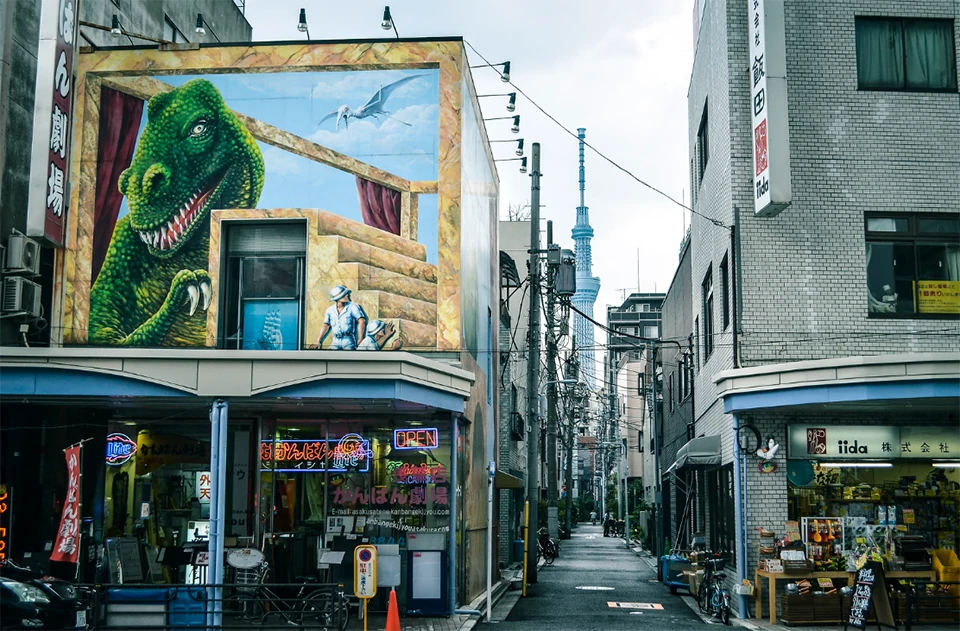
[153,230,160,249]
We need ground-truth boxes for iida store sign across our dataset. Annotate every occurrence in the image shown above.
[788,425,956,460]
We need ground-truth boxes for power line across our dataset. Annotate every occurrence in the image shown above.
[464,39,730,230]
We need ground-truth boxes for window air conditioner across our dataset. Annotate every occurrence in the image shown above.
[4,234,41,275]
[2,276,42,317]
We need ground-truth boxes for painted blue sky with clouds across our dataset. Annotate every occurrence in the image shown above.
[118,69,441,263]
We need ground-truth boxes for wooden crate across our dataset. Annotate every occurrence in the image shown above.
[781,594,816,624]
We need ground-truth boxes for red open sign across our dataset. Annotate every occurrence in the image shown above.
[393,428,439,450]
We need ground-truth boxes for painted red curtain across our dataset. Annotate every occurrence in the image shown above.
[92,88,144,283]
[356,177,401,235]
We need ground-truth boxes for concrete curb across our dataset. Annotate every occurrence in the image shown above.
[458,576,513,630]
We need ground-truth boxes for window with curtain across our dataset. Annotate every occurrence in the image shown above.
[855,17,957,91]
[865,214,960,317]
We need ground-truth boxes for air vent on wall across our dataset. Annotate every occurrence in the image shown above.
[2,277,42,317]
[4,234,41,276]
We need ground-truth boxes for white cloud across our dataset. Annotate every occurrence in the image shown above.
[261,144,306,176]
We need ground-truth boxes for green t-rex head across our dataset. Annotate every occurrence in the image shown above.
[118,78,264,257]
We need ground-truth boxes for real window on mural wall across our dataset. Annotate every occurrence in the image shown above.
[865,214,960,317]
[854,17,957,91]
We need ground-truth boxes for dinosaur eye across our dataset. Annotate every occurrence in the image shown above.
[189,120,208,137]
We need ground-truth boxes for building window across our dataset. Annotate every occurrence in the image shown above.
[708,464,736,565]
[638,373,645,396]
[855,17,957,91]
[668,373,675,413]
[696,101,709,185]
[641,303,651,312]
[163,16,185,43]
[865,214,960,317]
[694,317,700,370]
[701,266,714,359]
[720,253,730,330]
[643,325,659,338]
[220,222,307,350]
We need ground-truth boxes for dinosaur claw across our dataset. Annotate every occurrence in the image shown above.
[200,281,212,311]
[187,284,200,316]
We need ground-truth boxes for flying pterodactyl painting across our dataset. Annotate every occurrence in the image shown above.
[318,74,425,131]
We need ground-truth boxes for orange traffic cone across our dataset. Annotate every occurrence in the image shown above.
[385,587,401,631]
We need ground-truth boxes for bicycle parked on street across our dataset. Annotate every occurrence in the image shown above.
[221,548,350,631]
[537,527,558,565]
[697,554,732,625]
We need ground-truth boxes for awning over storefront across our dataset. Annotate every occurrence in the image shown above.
[665,435,721,475]
[494,470,523,489]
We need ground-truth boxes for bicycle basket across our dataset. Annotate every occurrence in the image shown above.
[234,562,267,594]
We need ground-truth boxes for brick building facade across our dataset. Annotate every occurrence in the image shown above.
[685,0,960,618]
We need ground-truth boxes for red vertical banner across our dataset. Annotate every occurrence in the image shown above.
[50,445,81,564]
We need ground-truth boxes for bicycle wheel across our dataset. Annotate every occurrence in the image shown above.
[697,581,710,613]
[223,593,266,622]
[544,546,556,565]
[335,592,350,631]
[300,590,335,628]
[720,590,730,624]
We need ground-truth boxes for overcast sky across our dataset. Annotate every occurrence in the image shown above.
[243,0,694,325]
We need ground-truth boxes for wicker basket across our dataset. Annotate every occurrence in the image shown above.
[758,521,776,539]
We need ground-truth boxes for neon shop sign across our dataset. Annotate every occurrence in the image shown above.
[393,428,439,450]
[106,433,137,466]
[260,433,370,473]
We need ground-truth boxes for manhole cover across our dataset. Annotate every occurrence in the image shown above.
[576,586,615,591]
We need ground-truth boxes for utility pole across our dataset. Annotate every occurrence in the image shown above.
[651,341,663,570]
[564,342,578,538]
[525,143,542,584]
[546,222,560,541]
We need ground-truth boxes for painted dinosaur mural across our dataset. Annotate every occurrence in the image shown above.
[89,79,264,346]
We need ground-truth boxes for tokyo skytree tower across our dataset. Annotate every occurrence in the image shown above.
[571,128,600,388]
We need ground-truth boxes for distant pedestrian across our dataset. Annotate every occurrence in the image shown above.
[590,510,597,525]
[602,511,611,537]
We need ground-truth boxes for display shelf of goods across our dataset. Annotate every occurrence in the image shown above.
[906,592,960,623]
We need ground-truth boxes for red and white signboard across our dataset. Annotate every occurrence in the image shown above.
[748,0,791,216]
[26,0,80,246]
[196,471,212,504]
[50,445,81,564]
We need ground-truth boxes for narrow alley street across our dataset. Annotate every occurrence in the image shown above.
[479,524,705,631]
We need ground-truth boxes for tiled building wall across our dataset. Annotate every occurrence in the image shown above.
[687,0,960,615]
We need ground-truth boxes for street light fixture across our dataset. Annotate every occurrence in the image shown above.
[297,8,310,39]
[110,15,122,37]
[489,138,524,157]
[195,13,206,36]
[381,6,399,38]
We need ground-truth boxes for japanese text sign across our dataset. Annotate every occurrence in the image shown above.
[354,545,378,599]
[26,0,79,245]
[788,425,956,460]
[196,471,212,504]
[748,0,791,216]
[51,445,81,564]
[260,435,370,473]
[916,280,960,314]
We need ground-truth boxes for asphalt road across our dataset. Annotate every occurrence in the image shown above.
[478,523,706,630]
